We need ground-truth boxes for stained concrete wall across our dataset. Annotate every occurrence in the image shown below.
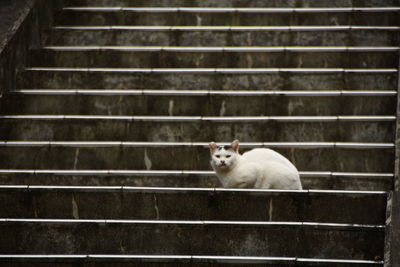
[0,0,63,101]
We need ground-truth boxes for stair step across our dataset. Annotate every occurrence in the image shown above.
[0,255,385,267]
[19,68,398,90]
[54,8,400,26]
[61,7,400,12]
[46,26,400,46]
[63,0,399,7]
[3,90,396,116]
[62,0,399,7]
[0,219,384,259]
[0,116,395,142]
[0,170,393,191]
[0,186,387,224]
[30,47,399,68]
[0,142,394,172]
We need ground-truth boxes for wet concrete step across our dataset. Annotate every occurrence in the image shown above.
[0,186,387,224]
[0,170,394,191]
[0,219,384,259]
[19,68,398,90]
[3,90,396,116]
[0,255,386,267]
[0,142,394,172]
[46,27,400,47]
[63,0,400,7]
[0,116,395,142]
[54,8,400,26]
[29,47,399,68]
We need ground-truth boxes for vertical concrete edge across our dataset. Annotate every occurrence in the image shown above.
[384,9,400,263]
[385,192,400,266]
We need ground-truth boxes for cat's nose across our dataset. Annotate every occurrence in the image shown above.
[221,160,225,164]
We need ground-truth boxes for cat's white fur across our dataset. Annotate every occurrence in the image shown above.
[209,140,302,190]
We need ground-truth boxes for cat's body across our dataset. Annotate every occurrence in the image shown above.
[209,140,302,190]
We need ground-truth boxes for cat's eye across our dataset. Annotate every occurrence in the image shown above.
[215,155,220,158]
[226,155,231,158]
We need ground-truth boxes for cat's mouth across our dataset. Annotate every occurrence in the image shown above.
[218,162,228,168]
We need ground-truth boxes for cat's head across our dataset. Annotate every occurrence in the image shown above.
[209,140,240,172]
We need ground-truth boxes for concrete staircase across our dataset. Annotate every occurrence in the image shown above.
[0,0,399,265]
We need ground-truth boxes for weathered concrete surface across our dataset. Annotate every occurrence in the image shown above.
[0,0,35,53]
[18,71,398,91]
[0,0,63,100]
[0,172,220,188]
[63,0,399,7]
[0,146,394,173]
[30,50,398,68]
[46,29,400,47]
[2,94,396,116]
[384,192,400,266]
[0,188,387,224]
[0,220,384,259]
[54,10,400,27]
[0,118,395,142]
[0,172,393,191]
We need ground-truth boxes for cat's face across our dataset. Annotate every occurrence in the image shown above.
[209,140,240,171]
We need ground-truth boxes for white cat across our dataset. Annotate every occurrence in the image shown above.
[209,140,302,190]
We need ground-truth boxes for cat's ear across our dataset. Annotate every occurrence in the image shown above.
[232,140,240,153]
[209,142,218,153]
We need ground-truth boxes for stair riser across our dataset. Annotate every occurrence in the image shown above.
[3,95,396,116]
[19,71,397,90]
[63,0,399,7]
[55,11,400,26]
[30,50,399,68]
[0,120,395,142]
[0,190,386,224]
[0,146,394,172]
[0,173,216,187]
[0,222,384,259]
[0,173,393,191]
[46,30,400,46]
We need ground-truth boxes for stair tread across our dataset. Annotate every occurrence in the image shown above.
[53,25,400,30]
[0,218,385,227]
[0,255,385,267]
[0,141,394,148]
[0,169,393,177]
[11,89,398,95]
[0,254,385,263]
[62,0,399,8]
[40,45,400,50]
[1,114,396,120]
[61,7,400,12]
[25,67,399,72]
